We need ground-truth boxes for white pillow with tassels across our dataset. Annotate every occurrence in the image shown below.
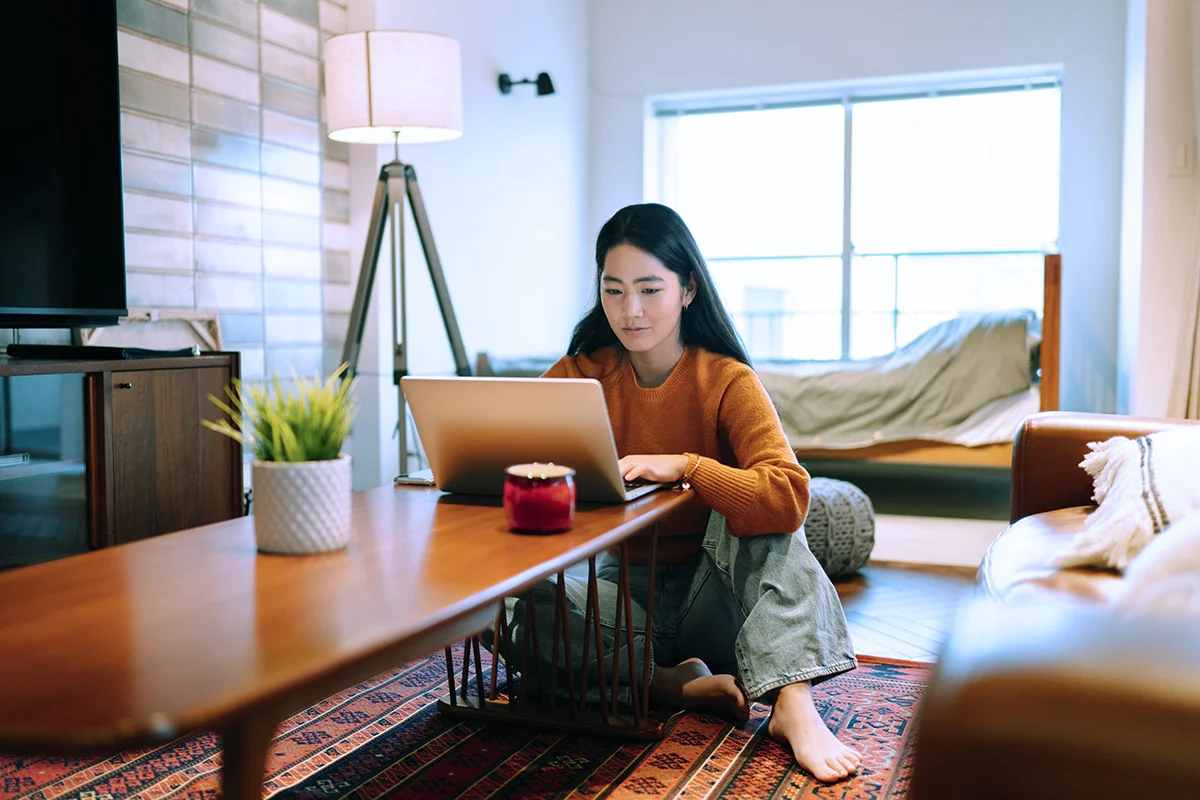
[1051,427,1200,571]
[1117,508,1200,617]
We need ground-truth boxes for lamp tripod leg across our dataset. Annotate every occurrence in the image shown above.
[403,164,472,377]
[390,169,408,474]
[340,165,392,377]
[340,160,472,480]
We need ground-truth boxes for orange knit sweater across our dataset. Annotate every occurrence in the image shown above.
[542,346,810,564]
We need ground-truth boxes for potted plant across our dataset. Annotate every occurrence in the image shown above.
[204,364,357,554]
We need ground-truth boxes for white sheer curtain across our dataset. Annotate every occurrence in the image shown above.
[1170,232,1200,418]
[1168,0,1200,419]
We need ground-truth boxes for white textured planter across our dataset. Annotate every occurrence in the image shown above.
[251,455,352,554]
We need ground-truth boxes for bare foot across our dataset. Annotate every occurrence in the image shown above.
[650,657,749,723]
[767,681,861,782]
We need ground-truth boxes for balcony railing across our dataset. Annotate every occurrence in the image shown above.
[709,249,1049,361]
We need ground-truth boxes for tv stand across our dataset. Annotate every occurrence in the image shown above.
[6,343,200,360]
[0,353,244,554]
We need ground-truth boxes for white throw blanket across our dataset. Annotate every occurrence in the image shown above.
[1117,508,1200,617]
[1052,428,1200,571]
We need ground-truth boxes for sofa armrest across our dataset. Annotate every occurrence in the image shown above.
[1010,411,1198,522]
[911,599,1200,800]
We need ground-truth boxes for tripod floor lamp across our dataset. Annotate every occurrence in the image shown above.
[323,30,471,474]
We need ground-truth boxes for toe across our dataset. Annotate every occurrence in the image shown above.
[823,757,850,780]
[835,752,859,774]
[810,761,842,783]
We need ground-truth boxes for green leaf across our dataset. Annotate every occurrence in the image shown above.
[201,362,358,462]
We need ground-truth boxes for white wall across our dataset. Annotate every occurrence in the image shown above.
[588,0,1127,413]
[1119,0,1200,416]
[345,0,590,489]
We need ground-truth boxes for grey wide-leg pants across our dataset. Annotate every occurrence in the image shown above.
[492,511,857,705]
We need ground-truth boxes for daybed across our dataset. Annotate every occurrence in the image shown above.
[477,255,1061,472]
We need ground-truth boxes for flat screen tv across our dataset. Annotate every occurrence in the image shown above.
[0,0,126,328]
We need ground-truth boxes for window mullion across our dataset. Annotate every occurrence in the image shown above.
[840,99,854,360]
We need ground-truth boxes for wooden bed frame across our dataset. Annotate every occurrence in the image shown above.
[791,253,1061,468]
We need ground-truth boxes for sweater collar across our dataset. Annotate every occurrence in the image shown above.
[625,345,695,394]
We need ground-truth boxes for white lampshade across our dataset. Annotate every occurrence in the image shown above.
[324,31,463,144]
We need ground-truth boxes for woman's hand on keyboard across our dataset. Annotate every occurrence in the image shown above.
[617,454,689,484]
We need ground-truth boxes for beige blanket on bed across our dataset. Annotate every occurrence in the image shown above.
[756,310,1034,449]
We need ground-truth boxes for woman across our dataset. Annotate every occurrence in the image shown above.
[532,202,861,782]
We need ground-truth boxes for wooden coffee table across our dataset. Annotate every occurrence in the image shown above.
[0,484,692,799]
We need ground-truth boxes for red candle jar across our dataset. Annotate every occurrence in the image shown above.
[503,463,576,534]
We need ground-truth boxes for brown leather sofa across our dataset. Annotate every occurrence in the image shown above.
[983,411,1200,604]
[911,411,1200,800]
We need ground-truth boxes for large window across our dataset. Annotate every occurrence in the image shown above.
[650,76,1061,361]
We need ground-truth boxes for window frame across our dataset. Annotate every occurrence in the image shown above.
[647,69,1063,361]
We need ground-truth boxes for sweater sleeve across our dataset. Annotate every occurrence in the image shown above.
[540,355,576,379]
[540,348,619,381]
[686,367,810,536]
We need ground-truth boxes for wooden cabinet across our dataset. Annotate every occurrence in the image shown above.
[1,354,243,551]
[99,362,243,545]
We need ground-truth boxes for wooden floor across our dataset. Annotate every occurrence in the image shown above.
[834,562,979,662]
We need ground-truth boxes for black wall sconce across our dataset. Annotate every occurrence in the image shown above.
[498,72,555,96]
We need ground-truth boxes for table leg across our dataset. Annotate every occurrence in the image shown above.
[436,525,665,740]
[641,524,658,719]
[221,715,278,800]
[619,540,642,725]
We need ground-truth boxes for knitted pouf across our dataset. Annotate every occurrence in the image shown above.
[805,477,876,578]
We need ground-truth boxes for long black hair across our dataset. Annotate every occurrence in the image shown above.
[567,203,751,366]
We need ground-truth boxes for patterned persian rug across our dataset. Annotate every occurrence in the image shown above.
[0,651,927,800]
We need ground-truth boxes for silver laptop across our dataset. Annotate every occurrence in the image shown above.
[398,376,664,503]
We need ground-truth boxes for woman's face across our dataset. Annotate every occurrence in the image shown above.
[600,244,694,358]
